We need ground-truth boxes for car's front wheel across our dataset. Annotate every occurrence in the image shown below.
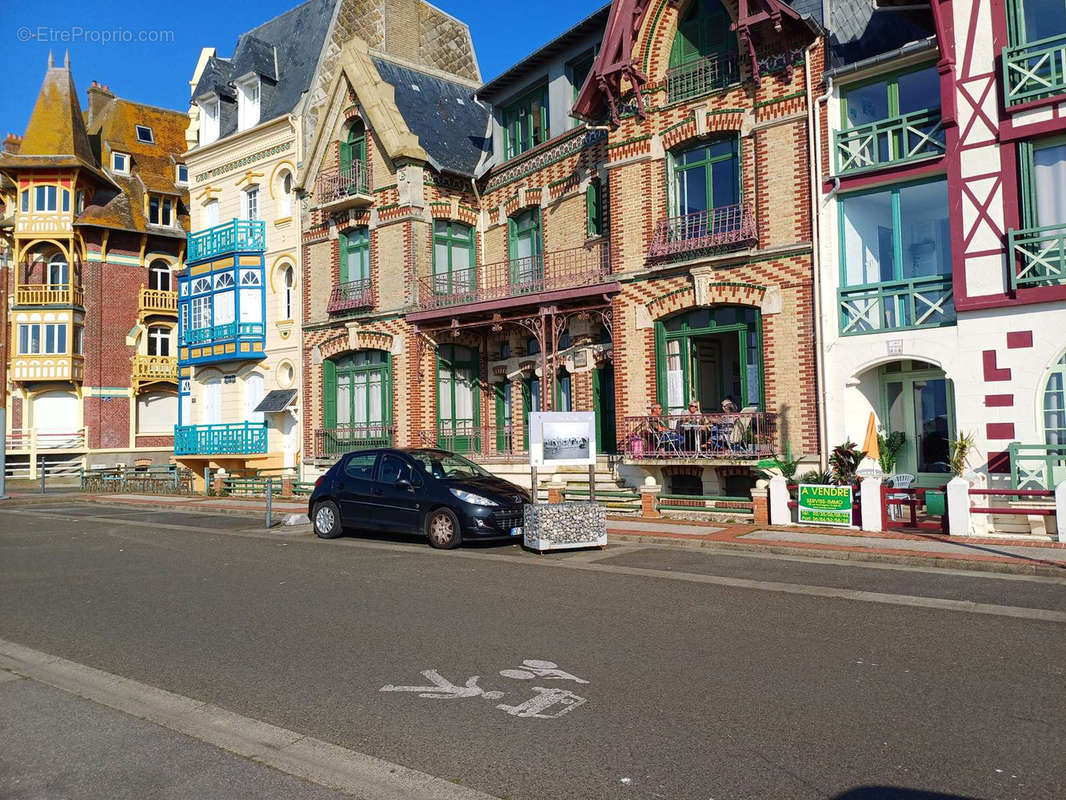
[313,500,343,539]
[426,507,462,549]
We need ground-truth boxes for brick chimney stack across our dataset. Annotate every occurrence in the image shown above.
[87,80,115,128]
[2,133,22,154]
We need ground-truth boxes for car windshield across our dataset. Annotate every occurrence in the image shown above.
[408,450,490,480]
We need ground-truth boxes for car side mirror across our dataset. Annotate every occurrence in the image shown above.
[396,478,414,491]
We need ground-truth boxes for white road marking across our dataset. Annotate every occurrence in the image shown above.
[380,671,504,700]
[496,688,587,719]
[498,659,589,684]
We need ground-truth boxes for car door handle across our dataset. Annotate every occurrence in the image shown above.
[371,488,384,496]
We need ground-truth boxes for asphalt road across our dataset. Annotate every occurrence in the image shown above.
[1,502,1063,800]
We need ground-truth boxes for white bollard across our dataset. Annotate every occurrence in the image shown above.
[1056,481,1066,542]
[860,476,882,532]
[768,475,790,526]
[946,476,971,536]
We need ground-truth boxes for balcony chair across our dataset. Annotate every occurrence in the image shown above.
[886,473,915,520]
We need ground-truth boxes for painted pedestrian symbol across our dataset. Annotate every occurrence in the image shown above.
[380,659,589,719]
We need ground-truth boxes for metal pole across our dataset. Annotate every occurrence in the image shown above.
[203,466,210,496]
[0,408,7,499]
[588,463,596,503]
[40,457,46,494]
[265,478,273,528]
[530,466,538,505]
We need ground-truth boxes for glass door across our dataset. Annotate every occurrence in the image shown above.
[593,365,616,453]
[882,362,955,485]
[437,345,480,453]
[508,210,542,293]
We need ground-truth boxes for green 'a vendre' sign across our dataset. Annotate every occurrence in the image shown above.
[797,484,853,527]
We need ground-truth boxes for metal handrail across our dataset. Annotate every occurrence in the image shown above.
[663,52,740,103]
[315,162,372,205]
[327,278,373,314]
[314,424,394,458]
[647,204,757,261]
[621,412,777,460]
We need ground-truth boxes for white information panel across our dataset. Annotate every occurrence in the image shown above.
[528,411,597,468]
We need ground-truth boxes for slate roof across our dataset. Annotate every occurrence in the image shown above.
[785,0,824,27]
[372,57,490,178]
[827,0,936,70]
[191,0,335,141]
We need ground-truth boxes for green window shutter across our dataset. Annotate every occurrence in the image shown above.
[323,359,338,430]
[338,232,349,283]
[654,322,667,408]
[1019,140,1037,229]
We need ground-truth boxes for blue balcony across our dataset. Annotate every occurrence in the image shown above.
[174,422,267,456]
[187,220,266,264]
[183,322,266,347]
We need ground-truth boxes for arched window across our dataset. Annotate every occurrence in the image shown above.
[241,184,259,220]
[341,121,367,175]
[147,325,172,357]
[148,260,171,292]
[281,264,295,320]
[280,172,293,217]
[340,227,370,284]
[1044,351,1066,451]
[46,253,68,287]
[669,0,738,69]
[322,350,392,451]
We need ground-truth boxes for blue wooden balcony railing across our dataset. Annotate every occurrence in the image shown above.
[187,219,266,264]
[833,108,945,175]
[838,274,955,335]
[1003,32,1066,107]
[1007,222,1066,289]
[1009,442,1066,490]
[174,422,267,456]
[182,322,266,346]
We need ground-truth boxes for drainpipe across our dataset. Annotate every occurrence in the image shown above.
[807,46,830,471]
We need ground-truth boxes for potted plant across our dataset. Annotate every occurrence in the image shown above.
[876,429,907,476]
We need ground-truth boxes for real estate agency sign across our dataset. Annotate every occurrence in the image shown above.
[797,484,853,527]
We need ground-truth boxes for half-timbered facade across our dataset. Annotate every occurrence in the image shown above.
[817,0,1066,490]
[0,56,189,480]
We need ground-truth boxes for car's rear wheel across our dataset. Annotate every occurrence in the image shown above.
[426,507,461,549]
[313,500,343,539]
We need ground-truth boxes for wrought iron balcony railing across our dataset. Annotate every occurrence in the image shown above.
[621,412,777,460]
[314,424,395,459]
[1003,32,1066,107]
[139,286,177,315]
[327,278,373,314]
[647,204,757,261]
[838,274,955,335]
[14,281,83,307]
[664,53,740,104]
[416,424,525,458]
[415,241,610,312]
[833,108,945,175]
[187,219,266,264]
[315,162,372,208]
[174,422,267,456]
[1008,222,1066,290]
[132,354,178,385]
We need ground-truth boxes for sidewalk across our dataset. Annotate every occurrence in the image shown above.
[9,492,1065,576]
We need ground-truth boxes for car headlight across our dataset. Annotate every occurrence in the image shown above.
[449,488,499,507]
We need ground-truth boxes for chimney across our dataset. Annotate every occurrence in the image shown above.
[87,80,115,128]
[3,133,22,155]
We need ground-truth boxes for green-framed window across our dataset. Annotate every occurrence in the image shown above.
[1004,0,1066,106]
[494,381,511,451]
[437,344,480,436]
[339,227,370,283]
[841,64,940,131]
[654,306,763,414]
[322,350,391,436]
[522,375,541,449]
[1045,352,1066,448]
[503,84,549,160]
[340,121,366,173]
[1007,0,1066,48]
[837,178,955,334]
[586,180,604,237]
[670,138,739,217]
[669,0,737,68]
[569,50,595,125]
[1018,137,1066,230]
[554,369,572,412]
[508,209,543,290]
[433,220,475,294]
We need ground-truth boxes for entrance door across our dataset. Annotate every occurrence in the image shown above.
[882,361,954,485]
[593,365,616,453]
[437,345,480,453]
[494,382,511,453]
[522,375,541,450]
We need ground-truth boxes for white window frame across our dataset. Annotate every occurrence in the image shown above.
[281,264,295,320]
[35,185,57,211]
[135,125,154,143]
[112,151,129,174]
[236,74,261,132]
[147,325,172,357]
[198,95,220,145]
[241,185,260,221]
[149,261,171,291]
[204,199,220,227]
[176,164,188,184]
[280,172,293,217]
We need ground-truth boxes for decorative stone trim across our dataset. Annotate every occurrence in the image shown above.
[194,141,293,183]
[484,129,607,193]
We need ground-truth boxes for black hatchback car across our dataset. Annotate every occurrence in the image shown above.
[308,448,530,548]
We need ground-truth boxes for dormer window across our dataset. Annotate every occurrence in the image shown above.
[135,125,154,143]
[148,195,175,226]
[112,151,130,174]
[176,164,189,184]
[198,95,220,145]
[236,75,261,132]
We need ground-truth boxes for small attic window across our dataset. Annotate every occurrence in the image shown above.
[112,152,130,174]
[411,84,421,92]
[135,125,154,143]
[176,164,188,184]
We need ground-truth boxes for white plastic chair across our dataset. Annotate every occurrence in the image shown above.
[886,473,915,520]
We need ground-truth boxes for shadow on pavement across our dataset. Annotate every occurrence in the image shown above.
[832,788,985,800]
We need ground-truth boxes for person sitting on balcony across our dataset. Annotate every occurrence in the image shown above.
[709,397,740,452]
[648,402,680,454]
[679,401,706,454]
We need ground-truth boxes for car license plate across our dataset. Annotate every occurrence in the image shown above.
[510,526,523,537]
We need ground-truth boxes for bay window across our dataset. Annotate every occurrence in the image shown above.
[18,323,67,355]
[1009,137,1066,288]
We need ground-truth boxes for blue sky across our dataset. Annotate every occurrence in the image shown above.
[2,0,606,137]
